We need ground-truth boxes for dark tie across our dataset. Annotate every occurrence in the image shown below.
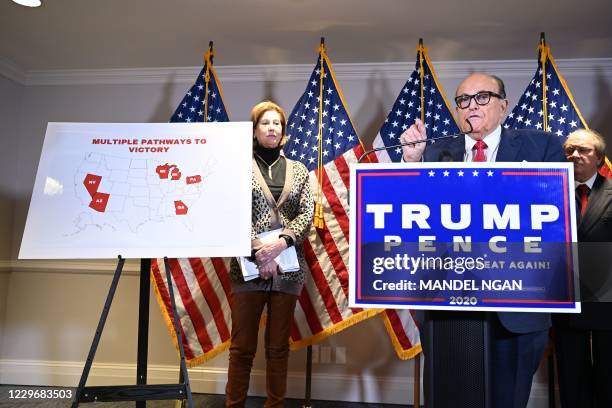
[472,140,487,162]
[576,184,590,217]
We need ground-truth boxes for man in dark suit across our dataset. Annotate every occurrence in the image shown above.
[553,129,612,407]
[400,72,565,407]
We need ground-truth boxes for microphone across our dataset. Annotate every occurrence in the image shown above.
[438,150,454,162]
[357,119,473,163]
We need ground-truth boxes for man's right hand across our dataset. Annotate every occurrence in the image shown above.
[400,119,427,162]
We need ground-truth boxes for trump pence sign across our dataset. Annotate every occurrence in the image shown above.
[349,162,580,313]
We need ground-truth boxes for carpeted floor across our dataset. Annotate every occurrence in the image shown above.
[0,385,411,407]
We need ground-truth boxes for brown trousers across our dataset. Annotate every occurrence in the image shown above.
[225,290,298,408]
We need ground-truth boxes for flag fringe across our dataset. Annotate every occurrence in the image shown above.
[149,271,230,367]
[185,341,231,368]
[380,313,422,360]
[289,308,383,350]
[151,269,382,364]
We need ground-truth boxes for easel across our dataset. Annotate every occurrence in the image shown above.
[71,256,193,407]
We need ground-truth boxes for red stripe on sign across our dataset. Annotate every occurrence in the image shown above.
[210,257,232,299]
[167,258,215,353]
[151,259,195,360]
[295,278,324,336]
[304,238,344,324]
[189,258,231,343]
[385,309,414,350]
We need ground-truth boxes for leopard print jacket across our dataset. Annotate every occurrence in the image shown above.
[230,156,314,295]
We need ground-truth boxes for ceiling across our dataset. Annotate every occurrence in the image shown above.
[1,0,612,71]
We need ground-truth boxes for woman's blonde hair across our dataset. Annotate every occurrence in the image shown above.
[250,100,288,148]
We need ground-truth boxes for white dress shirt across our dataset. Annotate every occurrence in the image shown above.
[464,125,502,162]
[574,172,597,191]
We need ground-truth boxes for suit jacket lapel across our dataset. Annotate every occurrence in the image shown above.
[252,158,277,209]
[435,136,464,161]
[496,129,522,162]
[276,159,294,207]
[579,175,612,235]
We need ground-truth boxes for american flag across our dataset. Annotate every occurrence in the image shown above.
[283,44,382,349]
[151,49,234,366]
[372,43,459,163]
[371,42,458,359]
[504,39,612,177]
[170,51,230,123]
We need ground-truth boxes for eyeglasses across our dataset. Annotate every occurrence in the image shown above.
[455,91,505,109]
[565,146,594,156]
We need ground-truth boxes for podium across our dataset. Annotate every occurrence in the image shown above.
[423,311,492,408]
[349,163,579,408]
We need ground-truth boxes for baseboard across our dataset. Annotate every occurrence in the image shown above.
[0,359,553,406]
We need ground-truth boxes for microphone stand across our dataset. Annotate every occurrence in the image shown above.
[357,120,473,163]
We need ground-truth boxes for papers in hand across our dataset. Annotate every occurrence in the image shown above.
[239,229,300,281]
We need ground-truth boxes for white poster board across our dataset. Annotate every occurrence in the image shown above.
[19,122,252,259]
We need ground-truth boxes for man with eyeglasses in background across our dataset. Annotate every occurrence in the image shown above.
[400,73,565,407]
[553,129,612,408]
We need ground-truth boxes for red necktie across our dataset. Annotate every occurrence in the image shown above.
[577,184,590,217]
[472,140,487,162]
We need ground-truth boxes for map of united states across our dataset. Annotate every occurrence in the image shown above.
[73,152,206,233]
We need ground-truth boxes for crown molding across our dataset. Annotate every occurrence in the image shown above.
[15,58,612,86]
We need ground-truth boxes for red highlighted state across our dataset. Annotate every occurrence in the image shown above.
[170,167,182,180]
[156,164,171,179]
[89,192,110,212]
[174,200,188,215]
[156,163,182,181]
[186,175,202,184]
[83,174,102,198]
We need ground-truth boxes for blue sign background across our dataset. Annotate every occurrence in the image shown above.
[351,163,579,312]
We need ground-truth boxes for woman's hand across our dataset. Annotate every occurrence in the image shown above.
[258,259,279,280]
[255,238,288,265]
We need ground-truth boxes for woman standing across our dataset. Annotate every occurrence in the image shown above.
[226,101,314,407]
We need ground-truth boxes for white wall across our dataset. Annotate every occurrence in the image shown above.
[1,59,611,406]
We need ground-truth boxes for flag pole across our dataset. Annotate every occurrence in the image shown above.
[313,38,326,229]
[176,40,214,408]
[418,39,425,123]
[540,33,549,132]
[203,41,214,123]
[539,33,559,408]
[410,38,426,408]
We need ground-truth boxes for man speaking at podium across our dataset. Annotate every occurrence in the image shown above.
[400,73,565,407]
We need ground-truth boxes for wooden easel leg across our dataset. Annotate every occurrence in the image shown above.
[136,258,151,408]
[72,256,125,408]
[163,257,194,408]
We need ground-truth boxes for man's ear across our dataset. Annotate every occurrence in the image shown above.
[500,99,509,115]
